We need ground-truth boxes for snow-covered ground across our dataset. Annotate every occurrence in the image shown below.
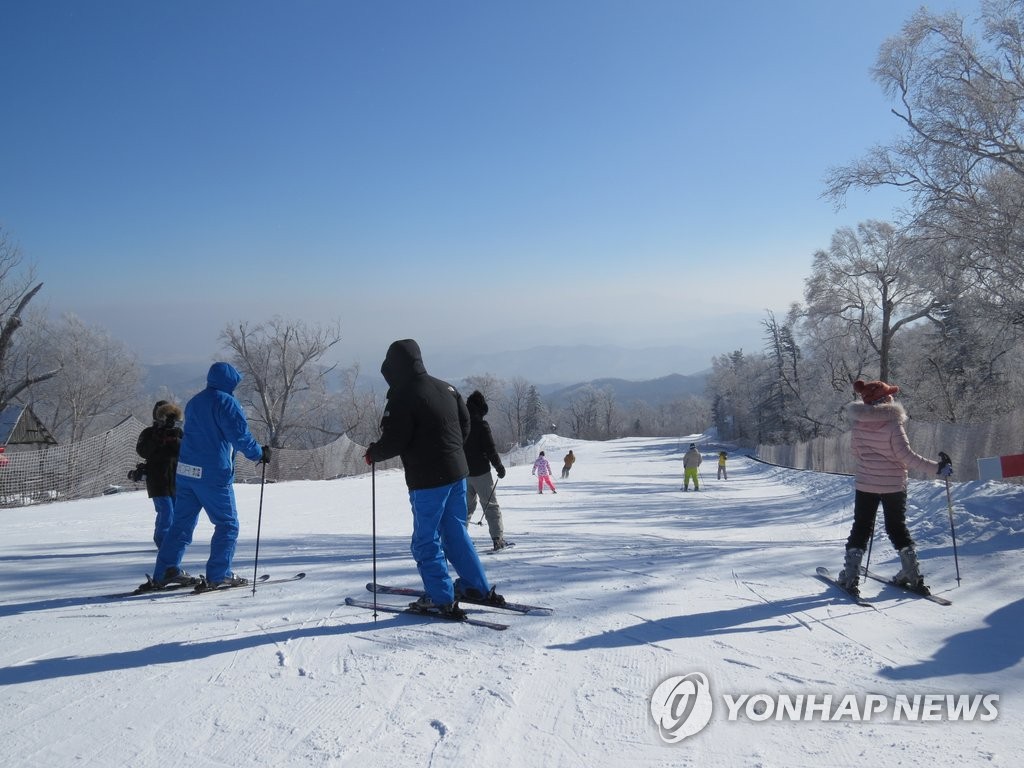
[1,435,1021,767]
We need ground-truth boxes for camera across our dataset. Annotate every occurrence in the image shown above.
[127,463,147,482]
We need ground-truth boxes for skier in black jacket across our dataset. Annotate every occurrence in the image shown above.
[135,400,183,547]
[365,339,503,618]
[464,390,507,550]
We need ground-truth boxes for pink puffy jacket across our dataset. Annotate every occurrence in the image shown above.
[848,400,937,494]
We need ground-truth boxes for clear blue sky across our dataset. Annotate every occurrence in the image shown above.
[0,0,977,370]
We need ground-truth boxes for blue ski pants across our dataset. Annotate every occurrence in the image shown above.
[151,475,240,583]
[151,496,175,548]
[409,479,490,604]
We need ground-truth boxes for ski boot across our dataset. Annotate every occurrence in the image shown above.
[195,573,248,592]
[154,567,200,589]
[455,580,506,607]
[893,546,930,594]
[836,548,865,594]
[408,595,467,620]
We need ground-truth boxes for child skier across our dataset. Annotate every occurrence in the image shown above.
[835,379,953,595]
[533,451,557,494]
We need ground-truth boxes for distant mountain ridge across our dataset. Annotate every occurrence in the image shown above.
[141,346,711,402]
[428,343,718,385]
[544,373,707,408]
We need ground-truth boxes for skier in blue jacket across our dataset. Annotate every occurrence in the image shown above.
[144,362,269,590]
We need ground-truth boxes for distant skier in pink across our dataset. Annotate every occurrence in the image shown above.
[532,451,557,494]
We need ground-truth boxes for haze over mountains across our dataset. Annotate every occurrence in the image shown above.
[427,343,715,385]
[142,344,712,403]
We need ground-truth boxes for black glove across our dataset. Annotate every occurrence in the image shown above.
[260,445,272,464]
[937,452,953,477]
[496,465,506,479]
[364,443,375,465]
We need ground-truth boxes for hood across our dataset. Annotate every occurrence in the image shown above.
[154,402,183,424]
[380,339,427,388]
[207,362,243,394]
[466,390,488,417]
[847,399,907,427]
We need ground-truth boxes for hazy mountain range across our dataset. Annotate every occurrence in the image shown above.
[428,343,717,385]
[542,373,707,407]
[142,344,712,404]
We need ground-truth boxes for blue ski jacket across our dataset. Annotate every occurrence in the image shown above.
[177,362,263,486]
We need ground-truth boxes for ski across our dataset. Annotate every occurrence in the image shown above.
[105,580,199,599]
[366,582,551,615]
[816,567,874,608]
[190,572,306,594]
[190,573,270,594]
[482,541,516,555]
[345,597,509,631]
[861,569,952,606]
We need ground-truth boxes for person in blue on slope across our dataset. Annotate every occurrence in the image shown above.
[364,339,504,619]
[143,362,270,591]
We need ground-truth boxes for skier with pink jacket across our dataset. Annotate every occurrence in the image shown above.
[836,378,953,595]
[532,451,557,494]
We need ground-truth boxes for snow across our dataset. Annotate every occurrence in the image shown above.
[1,434,1021,767]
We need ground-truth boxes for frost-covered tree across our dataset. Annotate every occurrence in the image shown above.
[825,1,1024,326]
[462,373,503,406]
[23,313,142,441]
[760,311,804,441]
[523,385,546,443]
[496,376,533,448]
[707,350,769,443]
[803,220,942,383]
[0,228,57,411]
[221,316,343,448]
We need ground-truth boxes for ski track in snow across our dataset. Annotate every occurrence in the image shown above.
[0,435,1021,767]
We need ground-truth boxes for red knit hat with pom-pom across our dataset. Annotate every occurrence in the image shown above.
[853,379,899,405]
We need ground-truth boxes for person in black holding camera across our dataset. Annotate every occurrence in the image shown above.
[134,400,184,547]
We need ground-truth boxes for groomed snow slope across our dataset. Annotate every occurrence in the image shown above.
[1,435,1021,767]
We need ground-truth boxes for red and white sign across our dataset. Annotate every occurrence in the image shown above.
[977,453,1024,481]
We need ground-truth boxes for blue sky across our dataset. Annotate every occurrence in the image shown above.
[0,0,977,372]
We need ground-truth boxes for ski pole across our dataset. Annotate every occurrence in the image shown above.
[371,462,378,619]
[475,477,500,525]
[251,459,267,596]
[943,470,962,585]
[863,510,878,576]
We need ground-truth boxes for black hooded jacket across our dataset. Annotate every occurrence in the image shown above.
[464,391,505,477]
[366,339,471,490]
